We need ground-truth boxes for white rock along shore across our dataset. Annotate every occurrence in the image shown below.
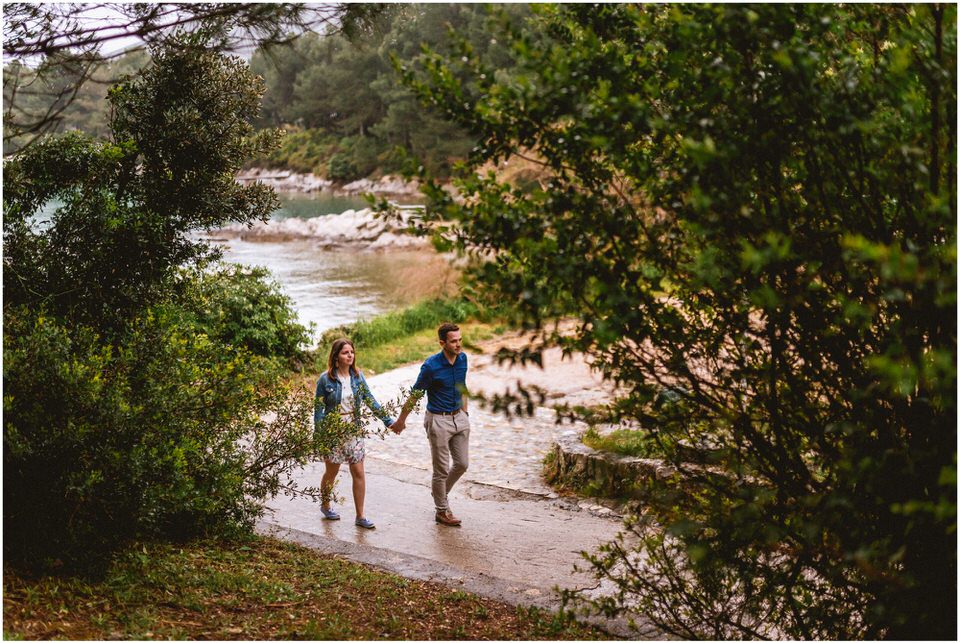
[236,168,421,198]
[207,207,431,250]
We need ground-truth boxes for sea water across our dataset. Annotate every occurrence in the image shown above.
[210,192,449,343]
[30,192,443,343]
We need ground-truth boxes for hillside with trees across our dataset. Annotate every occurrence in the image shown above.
[246,3,532,180]
[2,50,149,154]
[4,4,532,181]
[1,3,379,152]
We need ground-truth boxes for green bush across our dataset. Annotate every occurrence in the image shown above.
[327,151,360,182]
[582,427,665,459]
[2,43,336,575]
[250,127,336,174]
[173,263,312,366]
[404,4,957,637]
[3,305,326,574]
[339,135,385,179]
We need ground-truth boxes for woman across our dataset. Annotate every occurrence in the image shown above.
[314,337,394,529]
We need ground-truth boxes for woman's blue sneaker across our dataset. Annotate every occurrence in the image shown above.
[355,517,375,529]
[321,507,340,521]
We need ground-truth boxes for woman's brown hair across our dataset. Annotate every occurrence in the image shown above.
[327,337,359,380]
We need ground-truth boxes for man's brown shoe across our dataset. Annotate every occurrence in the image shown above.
[435,510,462,526]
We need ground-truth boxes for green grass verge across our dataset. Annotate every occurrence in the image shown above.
[3,536,605,640]
[320,297,483,349]
[581,426,665,459]
[313,297,502,375]
[358,321,499,374]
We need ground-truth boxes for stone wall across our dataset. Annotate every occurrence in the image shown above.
[545,433,733,507]
[544,432,679,500]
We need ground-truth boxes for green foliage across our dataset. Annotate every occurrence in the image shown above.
[327,151,361,182]
[3,4,384,150]
[3,305,324,573]
[244,5,534,179]
[4,37,281,331]
[582,427,664,460]
[3,41,333,574]
[2,50,151,154]
[6,6,534,181]
[402,4,956,639]
[173,263,312,366]
[319,297,481,351]
[249,126,337,174]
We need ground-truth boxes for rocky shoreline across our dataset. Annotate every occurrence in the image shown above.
[236,167,421,198]
[208,206,431,250]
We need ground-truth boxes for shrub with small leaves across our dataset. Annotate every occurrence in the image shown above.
[402,4,956,639]
[173,263,312,366]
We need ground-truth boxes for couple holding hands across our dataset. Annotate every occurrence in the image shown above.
[313,323,470,530]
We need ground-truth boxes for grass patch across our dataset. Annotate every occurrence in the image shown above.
[582,426,666,459]
[359,321,499,374]
[3,536,606,640]
[297,296,505,379]
[321,297,483,349]
[289,320,499,393]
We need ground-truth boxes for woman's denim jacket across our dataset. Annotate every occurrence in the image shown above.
[314,370,394,433]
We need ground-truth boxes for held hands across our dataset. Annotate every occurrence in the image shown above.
[390,418,406,434]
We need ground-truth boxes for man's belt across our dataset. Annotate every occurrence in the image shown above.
[433,408,464,416]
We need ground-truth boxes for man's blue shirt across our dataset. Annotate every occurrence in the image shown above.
[413,351,468,413]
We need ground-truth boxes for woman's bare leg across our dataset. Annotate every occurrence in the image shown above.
[321,461,341,510]
[348,459,366,519]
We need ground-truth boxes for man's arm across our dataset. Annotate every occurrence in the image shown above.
[391,388,425,433]
[461,353,469,415]
[391,362,432,434]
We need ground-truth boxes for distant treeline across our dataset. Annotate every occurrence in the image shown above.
[3,4,535,180]
[247,4,532,180]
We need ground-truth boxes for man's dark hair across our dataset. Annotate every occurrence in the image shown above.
[438,323,460,341]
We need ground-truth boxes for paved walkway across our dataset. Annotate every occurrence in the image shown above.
[260,458,654,638]
[359,342,617,500]
[261,338,659,637]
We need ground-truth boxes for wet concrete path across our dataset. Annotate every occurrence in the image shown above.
[263,457,615,592]
[359,342,617,499]
[259,457,655,637]
[260,339,659,637]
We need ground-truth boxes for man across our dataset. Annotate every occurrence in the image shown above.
[391,323,469,527]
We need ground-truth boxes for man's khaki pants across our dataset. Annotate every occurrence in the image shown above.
[424,410,470,512]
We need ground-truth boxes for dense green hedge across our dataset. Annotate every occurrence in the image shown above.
[173,263,312,367]
[3,263,324,573]
[248,128,416,182]
[247,127,337,175]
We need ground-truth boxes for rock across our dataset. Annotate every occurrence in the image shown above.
[546,431,730,506]
[236,168,333,192]
[237,168,420,197]
[545,433,670,501]
[208,207,431,250]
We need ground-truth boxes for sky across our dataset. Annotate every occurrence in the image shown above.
[2,3,277,66]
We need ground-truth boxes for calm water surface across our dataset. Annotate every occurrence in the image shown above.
[214,191,446,342]
[36,191,439,342]
[271,192,371,219]
[216,238,452,340]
